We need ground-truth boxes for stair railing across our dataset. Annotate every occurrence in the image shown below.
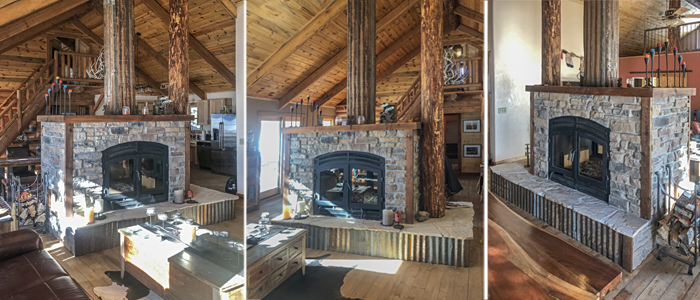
[396,76,422,122]
[0,59,55,134]
[54,51,101,83]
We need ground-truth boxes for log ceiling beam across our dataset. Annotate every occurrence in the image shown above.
[0,0,60,27]
[316,45,420,107]
[141,0,236,88]
[247,0,347,89]
[276,0,419,109]
[135,67,168,96]
[0,0,91,54]
[216,0,237,19]
[454,5,484,24]
[456,24,483,41]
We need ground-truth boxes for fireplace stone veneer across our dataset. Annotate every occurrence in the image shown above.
[282,124,421,223]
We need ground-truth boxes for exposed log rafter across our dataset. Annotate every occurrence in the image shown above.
[454,5,484,24]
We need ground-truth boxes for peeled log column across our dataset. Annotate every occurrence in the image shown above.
[582,0,619,87]
[103,0,135,115]
[169,0,189,115]
[542,0,561,85]
[668,0,681,47]
[421,0,445,218]
[347,0,376,123]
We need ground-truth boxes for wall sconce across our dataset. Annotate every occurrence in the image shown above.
[454,45,464,58]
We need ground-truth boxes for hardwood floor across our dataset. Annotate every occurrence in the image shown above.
[498,191,700,300]
[248,174,484,300]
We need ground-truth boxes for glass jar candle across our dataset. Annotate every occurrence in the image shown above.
[142,106,149,115]
[122,106,130,115]
[335,116,343,126]
[357,115,366,125]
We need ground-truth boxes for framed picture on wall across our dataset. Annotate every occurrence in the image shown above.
[463,144,482,158]
[463,120,481,133]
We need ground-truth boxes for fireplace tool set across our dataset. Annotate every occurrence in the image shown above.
[655,163,700,275]
[643,40,688,88]
[44,77,74,115]
[288,96,322,127]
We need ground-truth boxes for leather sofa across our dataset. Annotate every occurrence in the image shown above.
[0,229,92,299]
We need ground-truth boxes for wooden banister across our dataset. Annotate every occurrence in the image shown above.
[396,76,422,122]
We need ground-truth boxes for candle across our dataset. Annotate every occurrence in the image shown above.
[394,211,402,223]
[180,224,197,244]
[87,207,95,224]
[283,206,291,220]
[296,201,306,216]
[382,209,394,226]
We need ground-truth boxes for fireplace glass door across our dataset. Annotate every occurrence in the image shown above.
[108,159,135,194]
[549,116,610,202]
[139,156,166,193]
[314,151,385,219]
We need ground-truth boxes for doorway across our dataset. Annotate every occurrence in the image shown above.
[259,120,282,199]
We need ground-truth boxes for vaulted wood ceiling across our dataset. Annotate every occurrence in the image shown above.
[0,0,237,96]
[247,0,484,109]
[619,0,699,57]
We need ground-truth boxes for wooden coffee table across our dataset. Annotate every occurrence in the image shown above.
[119,223,245,300]
[246,224,307,299]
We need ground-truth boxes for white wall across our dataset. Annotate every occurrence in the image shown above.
[489,0,582,162]
[490,0,542,162]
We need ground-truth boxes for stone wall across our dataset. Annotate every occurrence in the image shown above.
[42,121,189,212]
[287,129,421,219]
[532,92,689,219]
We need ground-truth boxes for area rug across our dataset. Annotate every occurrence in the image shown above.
[93,271,163,300]
[262,254,360,300]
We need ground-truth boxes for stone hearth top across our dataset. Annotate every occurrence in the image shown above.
[526,85,696,97]
[37,115,194,123]
[66,184,238,229]
[281,122,420,134]
[272,207,474,240]
[491,162,650,237]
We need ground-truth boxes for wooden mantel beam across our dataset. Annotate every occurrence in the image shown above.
[276,0,418,110]
[0,0,91,54]
[247,0,347,89]
[141,0,236,88]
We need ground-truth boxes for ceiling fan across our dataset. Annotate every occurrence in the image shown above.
[662,7,700,27]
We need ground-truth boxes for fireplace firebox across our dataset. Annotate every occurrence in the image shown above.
[102,141,169,210]
[548,116,610,202]
[314,151,385,220]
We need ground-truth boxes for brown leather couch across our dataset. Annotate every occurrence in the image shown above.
[0,229,92,299]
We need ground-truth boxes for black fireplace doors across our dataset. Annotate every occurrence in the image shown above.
[314,151,385,220]
[549,116,610,202]
[102,141,169,209]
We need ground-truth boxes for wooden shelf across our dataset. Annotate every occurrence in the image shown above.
[526,85,696,97]
[281,122,420,134]
[37,114,194,123]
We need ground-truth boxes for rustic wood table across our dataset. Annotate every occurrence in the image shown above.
[246,224,307,300]
[119,223,245,300]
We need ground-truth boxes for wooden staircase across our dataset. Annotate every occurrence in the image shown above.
[0,59,55,154]
[395,76,422,122]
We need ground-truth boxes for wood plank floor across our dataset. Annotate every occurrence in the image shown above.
[498,191,700,300]
[248,174,484,300]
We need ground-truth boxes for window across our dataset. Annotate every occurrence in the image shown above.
[190,106,200,130]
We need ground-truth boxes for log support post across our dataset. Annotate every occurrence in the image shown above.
[103,0,135,115]
[421,0,445,218]
[169,0,189,115]
[669,0,681,47]
[542,0,561,85]
[347,0,376,124]
[582,0,619,87]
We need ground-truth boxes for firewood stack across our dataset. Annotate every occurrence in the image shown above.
[14,189,45,228]
[657,191,699,256]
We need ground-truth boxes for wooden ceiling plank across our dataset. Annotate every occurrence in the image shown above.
[247,0,347,89]
[0,1,91,54]
[216,0,237,19]
[456,24,483,41]
[455,5,484,24]
[0,0,61,27]
[0,55,45,64]
[275,0,418,109]
[141,0,236,88]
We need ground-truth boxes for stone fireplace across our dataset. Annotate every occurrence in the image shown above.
[491,86,695,271]
[282,123,421,223]
[39,115,192,224]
